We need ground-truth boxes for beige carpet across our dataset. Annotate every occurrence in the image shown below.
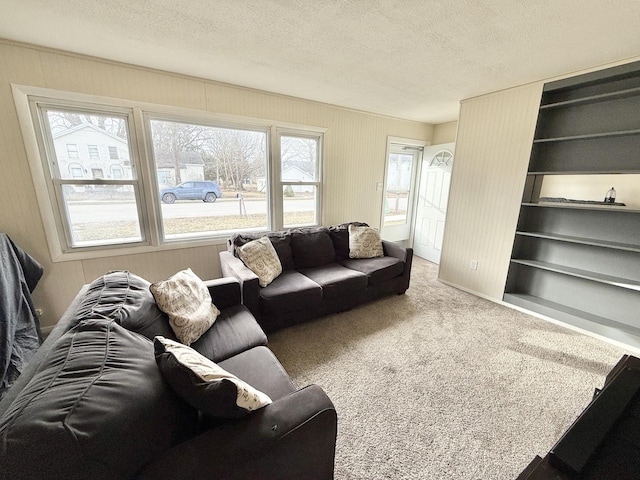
[268,257,629,479]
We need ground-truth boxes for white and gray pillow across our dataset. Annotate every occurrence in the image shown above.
[348,224,384,259]
[149,268,219,345]
[237,236,282,287]
[154,336,272,418]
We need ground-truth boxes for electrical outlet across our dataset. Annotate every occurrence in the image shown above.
[470,260,478,270]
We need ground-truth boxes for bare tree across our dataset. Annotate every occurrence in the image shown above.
[150,120,214,184]
[203,128,266,190]
[280,136,317,177]
[46,111,127,139]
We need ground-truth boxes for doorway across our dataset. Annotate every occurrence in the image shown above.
[381,141,422,243]
[412,143,454,264]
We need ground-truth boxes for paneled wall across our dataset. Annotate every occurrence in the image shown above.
[438,83,543,300]
[0,40,432,329]
[432,121,457,145]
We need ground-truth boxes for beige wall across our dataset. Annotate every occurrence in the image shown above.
[0,40,433,329]
[432,121,457,145]
[438,83,543,300]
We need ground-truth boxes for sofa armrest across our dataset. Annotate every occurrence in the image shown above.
[203,277,241,310]
[382,240,407,261]
[137,384,337,480]
[382,240,414,288]
[219,251,261,320]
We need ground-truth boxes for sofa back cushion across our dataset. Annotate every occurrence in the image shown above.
[290,227,336,269]
[328,222,369,260]
[228,231,295,271]
[0,318,197,480]
[75,270,177,341]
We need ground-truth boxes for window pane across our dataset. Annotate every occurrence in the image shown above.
[280,136,317,181]
[46,110,133,180]
[62,184,142,246]
[149,119,268,239]
[384,153,413,226]
[283,185,317,228]
[88,145,99,159]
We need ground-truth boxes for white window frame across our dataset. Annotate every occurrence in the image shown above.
[108,145,119,160]
[28,99,149,255]
[87,144,100,160]
[276,129,323,228]
[66,143,79,159]
[12,84,326,262]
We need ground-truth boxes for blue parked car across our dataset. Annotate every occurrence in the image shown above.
[160,181,222,203]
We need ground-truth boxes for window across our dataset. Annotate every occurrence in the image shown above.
[88,144,99,159]
[68,163,83,179]
[148,117,269,240]
[66,143,79,159]
[279,132,322,228]
[91,168,104,179]
[381,141,421,243]
[111,165,124,179]
[18,86,323,259]
[36,105,145,250]
[108,146,119,160]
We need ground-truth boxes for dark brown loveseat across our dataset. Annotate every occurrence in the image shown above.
[0,271,337,480]
[219,223,413,333]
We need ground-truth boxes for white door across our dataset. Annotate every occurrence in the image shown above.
[412,144,454,263]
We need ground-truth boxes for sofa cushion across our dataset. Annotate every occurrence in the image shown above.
[191,304,268,363]
[74,270,177,341]
[348,224,384,259]
[0,319,197,480]
[229,231,295,271]
[339,256,405,285]
[237,236,282,287]
[154,337,272,419]
[150,268,220,345]
[300,263,368,301]
[290,228,336,269]
[328,222,369,260]
[260,271,323,315]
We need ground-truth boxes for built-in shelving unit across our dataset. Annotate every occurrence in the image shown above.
[504,60,640,349]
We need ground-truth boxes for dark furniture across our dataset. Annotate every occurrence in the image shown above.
[516,355,640,480]
[220,223,413,332]
[0,271,337,480]
[504,59,640,349]
[0,233,44,399]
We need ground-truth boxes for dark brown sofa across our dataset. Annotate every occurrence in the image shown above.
[0,271,337,480]
[220,223,413,332]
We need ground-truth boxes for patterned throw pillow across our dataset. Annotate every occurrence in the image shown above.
[154,336,272,418]
[348,224,384,259]
[149,268,219,345]
[237,236,283,287]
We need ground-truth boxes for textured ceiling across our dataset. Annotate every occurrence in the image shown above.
[2,0,640,123]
